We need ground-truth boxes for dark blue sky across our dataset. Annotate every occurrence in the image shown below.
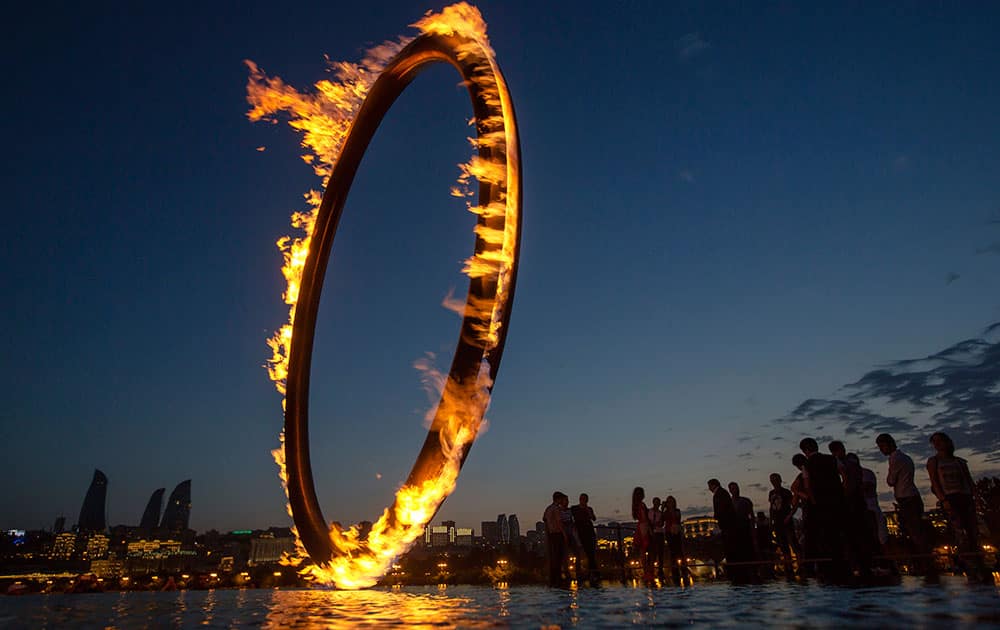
[3,1,998,532]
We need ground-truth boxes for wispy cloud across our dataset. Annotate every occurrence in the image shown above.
[945,271,960,285]
[675,32,710,60]
[976,242,1000,256]
[777,323,1000,463]
[891,154,911,173]
[679,168,696,183]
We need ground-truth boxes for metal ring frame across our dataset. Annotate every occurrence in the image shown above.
[283,32,522,565]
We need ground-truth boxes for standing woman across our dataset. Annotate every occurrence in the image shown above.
[632,487,653,581]
[787,454,811,561]
[663,495,687,584]
[927,432,981,575]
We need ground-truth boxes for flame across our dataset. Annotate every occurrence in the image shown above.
[248,2,518,589]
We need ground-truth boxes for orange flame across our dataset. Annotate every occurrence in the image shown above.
[248,2,518,589]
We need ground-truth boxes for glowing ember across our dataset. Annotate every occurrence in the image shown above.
[247,2,520,589]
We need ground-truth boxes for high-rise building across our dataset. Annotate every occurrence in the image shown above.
[535,521,546,536]
[508,514,520,544]
[77,469,108,532]
[140,488,165,530]
[160,480,192,532]
[497,514,510,545]
[53,516,66,534]
[481,521,499,545]
[455,527,473,547]
[50,532,77,560]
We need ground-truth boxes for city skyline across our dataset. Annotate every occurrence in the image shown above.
[4,1,999,534]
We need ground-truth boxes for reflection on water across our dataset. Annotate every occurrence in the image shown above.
[2,578,1000,628]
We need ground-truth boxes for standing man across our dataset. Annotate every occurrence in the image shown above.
[876,433,930,573]
[800,437,846,578]
[648,497,666,579]
[571,493,599,581]
[709,478,749,581]
[729,482,756,560]
[768,473,797,565]
[543,491,569,587]
[829,441,873,575]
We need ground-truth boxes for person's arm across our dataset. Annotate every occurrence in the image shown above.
[926,457,946,505]
[886,455,898,488]
[588,507,596,522]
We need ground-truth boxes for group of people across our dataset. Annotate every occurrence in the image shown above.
[630,489,688,583]
[542,492,600,587]
[709,431,982,581]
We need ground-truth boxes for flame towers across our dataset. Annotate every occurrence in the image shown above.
[77,469,108,532]
[160,480,191,532]
[140,488,165,530]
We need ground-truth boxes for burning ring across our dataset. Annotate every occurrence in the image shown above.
[280,24,521,586]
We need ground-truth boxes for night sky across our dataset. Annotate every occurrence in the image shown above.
[4,1,999,533]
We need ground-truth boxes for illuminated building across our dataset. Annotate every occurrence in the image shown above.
[140,488,165,530]
[77,469,108,532]
[82,533,109,560]
[50,532,77,560]
[430,526,450,547]
[455,527,473,547]
[508,515,520,544]
[249,535,296,565]
[481,521,499,545]
[681,516,718,539]
[90,558,123,578]
[497,514,510,545]
[127,539,182,559]
[160,480,192,532]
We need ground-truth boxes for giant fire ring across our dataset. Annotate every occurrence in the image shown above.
[283,31,521,570]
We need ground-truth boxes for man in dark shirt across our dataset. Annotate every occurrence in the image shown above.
[570,493,598,581]
[830,441,873,575]
[729,482,756,560]
[800,437,846,578]
[768,473,796,563]
[709,478,751,581]
[543,491,568,587]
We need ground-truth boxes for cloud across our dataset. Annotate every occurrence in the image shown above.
[675,33,710,60]
[777,323,1000,462]
[679,169,696,183]
[945,272,960,285]
[976,242,1000,256]
[892,154,910,173]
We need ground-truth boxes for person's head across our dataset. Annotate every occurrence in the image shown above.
[929,432,955,457]
[799,437,819,455]
[579,493,589,506]
[845,452,860,466]
[792,453,807,470]
[707,479,721,493]
[652,497,661,508]
[769,473,783,488]
[875,433,897,456]
[829,440,846,459]
[728,482,741,498]
[664,495,677,511]
[552,491,563,503]
[559,494,569,507]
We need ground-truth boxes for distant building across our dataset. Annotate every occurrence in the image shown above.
[249,535,295,566]
[681,516,718,539]
[430,526,450,547]
[508,515,520,544]
[90,557,124,578]
[52,516,66,534]
[481,521,499,545]
[140,488,166,530]
[161,480,192,532]
[50,532,77,560]
[535,521,545,537]
[455,527,473,547]
[497,514,510,545]
[77,469,108,532]
[82,533,109,561]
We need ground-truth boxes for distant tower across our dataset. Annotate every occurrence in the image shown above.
[508,514,520,543]
[497,514,509,545]
[160,480,192,531]
[52,516,66,534]
[77,469,108,532]
[140,488,166,530]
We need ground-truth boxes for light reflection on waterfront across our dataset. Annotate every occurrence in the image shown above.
[2,578,999,628]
